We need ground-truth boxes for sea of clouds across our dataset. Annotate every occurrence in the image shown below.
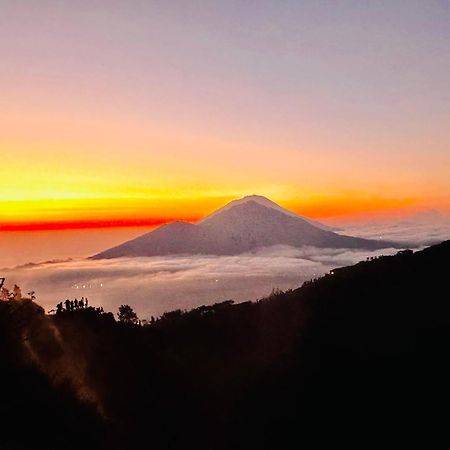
[2,246,398,319]
[2,219,449,319]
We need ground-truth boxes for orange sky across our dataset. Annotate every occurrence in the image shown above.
[1,2,449,231]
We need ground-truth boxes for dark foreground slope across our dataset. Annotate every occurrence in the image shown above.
[0,300,104,450]
[1,241,450,449]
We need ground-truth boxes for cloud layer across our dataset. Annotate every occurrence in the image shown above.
[338,218,450,246]
[3,245,399,319]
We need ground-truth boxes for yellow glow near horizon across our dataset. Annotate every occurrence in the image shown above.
[1,110,448,230]
[1,1,450,230]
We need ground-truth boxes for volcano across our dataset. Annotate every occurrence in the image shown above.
[93,195,397,258]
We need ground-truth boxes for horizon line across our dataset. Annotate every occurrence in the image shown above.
[0,217,200,232]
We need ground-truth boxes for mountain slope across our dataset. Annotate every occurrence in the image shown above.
[94,196,397,258]
[3,241,450,449]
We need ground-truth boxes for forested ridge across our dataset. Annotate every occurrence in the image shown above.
[1,241,449,449]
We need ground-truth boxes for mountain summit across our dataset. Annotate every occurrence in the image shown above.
[198,195,335,231]
[93,196,397,258]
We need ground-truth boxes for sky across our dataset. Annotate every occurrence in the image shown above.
[1,0,450,230]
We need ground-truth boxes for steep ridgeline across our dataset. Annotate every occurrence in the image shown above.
[94,195,397,258]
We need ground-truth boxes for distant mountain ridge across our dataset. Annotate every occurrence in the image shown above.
[93,195,398,259]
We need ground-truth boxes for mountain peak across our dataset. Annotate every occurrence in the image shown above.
[198,194,334,231]
[240,194,272,202]
[93,194,397,259]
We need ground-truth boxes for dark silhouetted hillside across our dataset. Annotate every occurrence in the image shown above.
[0,300,104,450]
[1,241,449,449]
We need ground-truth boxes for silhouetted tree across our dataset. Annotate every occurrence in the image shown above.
[0,287,9,301]
[117,304,139,324]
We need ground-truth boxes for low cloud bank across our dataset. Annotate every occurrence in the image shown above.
[4,245,400,319]
[337,218,450,246]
